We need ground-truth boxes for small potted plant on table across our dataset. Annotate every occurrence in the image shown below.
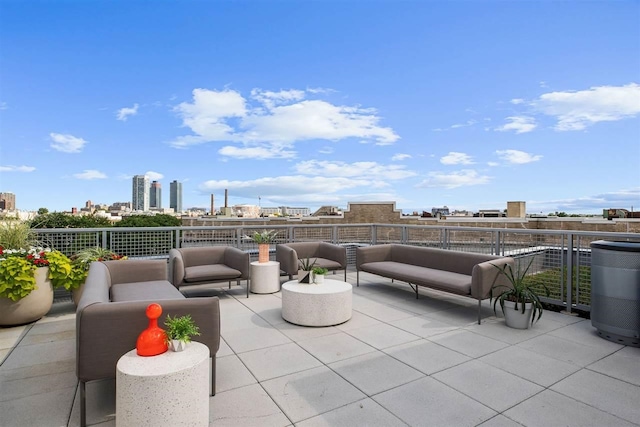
[490,258,549,329]
[244,229,279,263]
[312,267,328,284]
[164,314,201,352]
[298,258,316,284]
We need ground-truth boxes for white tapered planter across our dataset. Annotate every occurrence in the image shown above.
[502,300,534,329]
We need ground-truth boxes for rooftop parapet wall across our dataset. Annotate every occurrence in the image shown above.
[181,202,640,234]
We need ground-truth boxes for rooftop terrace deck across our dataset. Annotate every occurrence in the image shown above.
[1,271,639,427]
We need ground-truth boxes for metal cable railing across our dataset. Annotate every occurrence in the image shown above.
[34,224,640,312]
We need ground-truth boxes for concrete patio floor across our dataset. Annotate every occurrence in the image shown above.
[1,270,639,427]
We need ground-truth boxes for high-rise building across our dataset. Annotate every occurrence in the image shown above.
[132,175,150,211]
[0,192,16,210]
[150,181,162,209]
[170,180,183,213]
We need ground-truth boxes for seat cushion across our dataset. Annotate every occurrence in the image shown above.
[310,257,343,271]
[360,261,472,295]
[110,280,184,302]
[184,264,242,283]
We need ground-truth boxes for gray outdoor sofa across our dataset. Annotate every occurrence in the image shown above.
[356,244,515,323]
[76,259,221,427]
[276,242,348,281]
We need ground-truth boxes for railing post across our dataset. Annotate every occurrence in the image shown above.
[102,230,108,249]
[565,233,574,314]
[494,230,501,256]
[371,224,377,245]
[174,228,181,249]
[402,226,408,244]
[332,225,338,244]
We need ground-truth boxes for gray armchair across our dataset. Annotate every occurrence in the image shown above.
[169,246,250,290]
[76,259,221,427]
[276,242,347,281]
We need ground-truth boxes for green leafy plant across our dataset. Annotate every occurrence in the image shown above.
[490,258,550,325]
[0,246,86,299]
[164,314,201,343]
[0,256,37,301]
[312,266,328,275]
[299,257,317,271]
[243,229,279,244]
[71,247,127,271]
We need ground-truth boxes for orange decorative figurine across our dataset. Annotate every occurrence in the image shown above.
[136,303,168,356]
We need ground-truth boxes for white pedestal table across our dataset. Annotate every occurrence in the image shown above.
[116,341,209,427]
[281,279,352,326]
[249,260,281,297]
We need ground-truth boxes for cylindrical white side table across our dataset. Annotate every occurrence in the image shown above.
[281,279,352,326]
[249,260,281,296]
[116,341,209,427]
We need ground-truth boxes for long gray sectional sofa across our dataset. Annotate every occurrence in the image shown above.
[76,259,220,427]
[356,244,515,323]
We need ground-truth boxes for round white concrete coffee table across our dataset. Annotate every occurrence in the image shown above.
[281,279,352,326]
[249,261,281,297]
[116,341,209,427]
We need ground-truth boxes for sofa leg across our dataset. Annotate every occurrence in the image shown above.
[80,380,86,427]
[211,356,217,396]
[356,270,359,286]
[228,280,231,289]
[477,300,482,325]
[344,269,347,281]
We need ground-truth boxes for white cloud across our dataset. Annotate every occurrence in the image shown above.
[0,101,7,110]
[294,160,417,181]
[450,119,477,129]
[218,145,296,159]
[392,153,411,161]
[145,171,164,181]
[250,88,305,109]
[529,187,640,213]
[306,87,336,95]
[0,165,35,172]
[116,103,139,121]
[440,152,474,165]
[495,116,537,134]
[534,83,640,131]
[73,169,107,180]
[170,88,399,153]
[487,161,499,167]
[495,149,543,164]
[416,169,491,189]
[510,98,525,105]
[49,133,87,153]
[200,175,370,200]
[318,146,334,154]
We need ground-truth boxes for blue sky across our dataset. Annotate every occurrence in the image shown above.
[1,1,639,215]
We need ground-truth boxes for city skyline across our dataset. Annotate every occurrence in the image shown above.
[1,2,639,214]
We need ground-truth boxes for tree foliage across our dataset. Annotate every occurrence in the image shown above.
[114,214,181,227]
[30,212,113,229]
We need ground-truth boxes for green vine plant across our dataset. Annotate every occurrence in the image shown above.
[0,257,37,301]
[44,251,86,292]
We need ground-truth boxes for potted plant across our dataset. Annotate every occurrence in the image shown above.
[164,314,201,352]
[243,229,279,263]
[0,221,87,326]
[312,266,328,284]
[70,247,127,305]
[298,257,316,284]
[0,246,83,326]
[490,258,549,329]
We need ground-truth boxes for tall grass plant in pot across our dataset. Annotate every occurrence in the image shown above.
[490,258,549,329]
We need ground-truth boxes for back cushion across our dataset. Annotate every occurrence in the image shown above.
[181,247,225,267]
